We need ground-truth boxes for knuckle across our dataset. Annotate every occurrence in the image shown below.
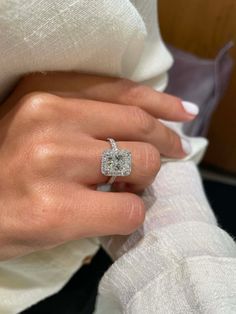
[124,83,150,102]
[122,195,145,234]
[19,92,57,118]
[31,143,60,173]
[140,144,160,176]
[131,106,154,135]
[118,79,136,98]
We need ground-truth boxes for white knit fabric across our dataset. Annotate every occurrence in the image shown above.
[95,162,236,313]
[0,1,235,313]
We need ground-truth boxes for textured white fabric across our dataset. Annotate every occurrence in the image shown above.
[95,162,236,313]
[0,0,171,102]
[0,238,100,314]
[0,1,235,313]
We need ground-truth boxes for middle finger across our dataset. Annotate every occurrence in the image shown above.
[66,98,190,158]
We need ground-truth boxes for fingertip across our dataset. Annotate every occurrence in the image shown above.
[158,96,199,122]
[180,137,192,156]
[87,190,146,236]
[161,128,193,159]
[120,193,146,235]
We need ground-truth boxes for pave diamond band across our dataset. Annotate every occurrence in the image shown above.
[101,138,132,184]
[108,138,118,150]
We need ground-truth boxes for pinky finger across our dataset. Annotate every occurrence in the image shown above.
[66,189,146,238]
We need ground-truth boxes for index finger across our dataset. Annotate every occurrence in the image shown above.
[18,72,199,121]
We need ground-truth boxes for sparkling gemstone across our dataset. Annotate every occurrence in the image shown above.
[101,149,132,176]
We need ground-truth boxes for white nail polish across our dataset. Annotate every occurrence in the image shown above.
[181,138,192,155]
[182,101,199,116]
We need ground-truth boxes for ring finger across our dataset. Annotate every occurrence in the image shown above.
[48,138,161,190]
[81,139,161,192]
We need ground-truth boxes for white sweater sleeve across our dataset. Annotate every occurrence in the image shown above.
[95,162,236,314]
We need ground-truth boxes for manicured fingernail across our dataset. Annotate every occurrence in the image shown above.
[181,138,192,155]
[182,101,199,116]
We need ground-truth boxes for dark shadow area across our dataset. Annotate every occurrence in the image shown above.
[203,179,236,238]
[21,248,112,314]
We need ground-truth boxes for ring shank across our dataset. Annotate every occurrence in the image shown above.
[107,176,116,185]
[107,138,118,151]
[107,138,117,184]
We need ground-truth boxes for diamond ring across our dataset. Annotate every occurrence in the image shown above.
[101,138,132,184]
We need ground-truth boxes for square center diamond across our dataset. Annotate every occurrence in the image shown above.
[101,149,132,176]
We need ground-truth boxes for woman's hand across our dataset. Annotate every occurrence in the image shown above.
[0,72,198,260]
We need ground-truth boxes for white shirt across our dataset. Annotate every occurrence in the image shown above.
[0,1,235,313]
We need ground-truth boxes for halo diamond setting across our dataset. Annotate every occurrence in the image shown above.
[101,148,132,177]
